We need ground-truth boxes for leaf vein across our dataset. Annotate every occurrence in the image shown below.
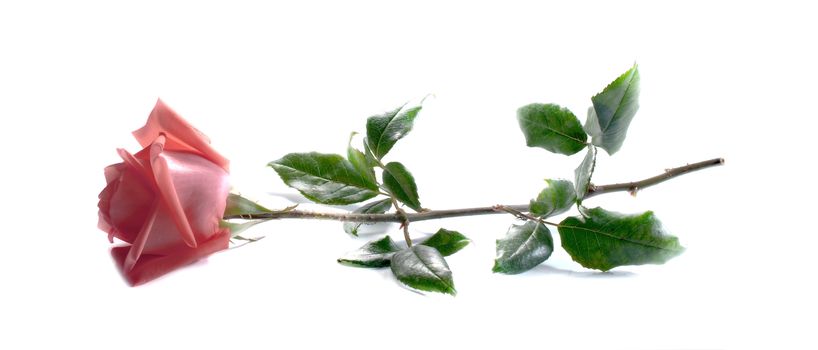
[411,248,454,291]
[519,114,586,145]
[560,224,680,252]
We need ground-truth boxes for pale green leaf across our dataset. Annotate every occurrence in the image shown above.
[586,64,641,155]
[574,146,596,201]
[224,193,273,217]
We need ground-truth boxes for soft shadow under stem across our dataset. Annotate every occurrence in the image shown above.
[529,264,635,278]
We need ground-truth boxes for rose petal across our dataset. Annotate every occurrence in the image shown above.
[162,151,230,240]
[116,148,153,185]
[111,229,230,286]
[132,99,229,171]
[98,164,124,242]
[99,161,153,244]
[149,135,197,248]
[123,200,160,271]
[103,163,124,184]
[138,201,188,255]
[101,151,154,243]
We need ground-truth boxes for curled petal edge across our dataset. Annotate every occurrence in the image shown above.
[132,99,229,171]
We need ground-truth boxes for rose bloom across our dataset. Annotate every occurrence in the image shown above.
[98,100,231,286]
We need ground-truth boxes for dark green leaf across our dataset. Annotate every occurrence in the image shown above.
[574,146,596,201]
[492,221,554,274]
[391,245,456,295]
[558,207,685,271]
[348,133,377,186]
[517,103,588,156]
[224,193,273,217]
[337,235,402,268]
[418,229,470,257]
[366,102,422,159]
[586,64,641,155]
[269,152,379,205]
[530,179,576,218]
[343,199,393,236]
[362,137,380,167]
[382,162,422,211]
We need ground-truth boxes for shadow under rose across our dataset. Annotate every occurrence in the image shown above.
[526,264,636,278]
[110,229,228,286]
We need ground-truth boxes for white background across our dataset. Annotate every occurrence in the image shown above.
[1,1,815,349]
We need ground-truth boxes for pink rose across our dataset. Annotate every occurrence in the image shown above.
[98,100,231,286]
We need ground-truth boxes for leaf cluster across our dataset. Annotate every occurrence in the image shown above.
[268,99,469,295]
[269,102,424,211]
[256,65,689,294]
[338,229,469,295]
[502,64,684,274]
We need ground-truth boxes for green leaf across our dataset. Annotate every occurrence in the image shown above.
[558,207,685,271]
[231,235,265,243]
[391,245,456,295]
[517,103,588,156]
[269,152,379,205]
[382,162,422,211]
[343,198,393,236]
[348,133,377,186]
[584,106,600,141]
[362,137,380,167]
[337,235,402,268]
[220,220,264,238]
[530,179,576,218]
[222,194,273,238]
[366,102,422,159]
[418,229,470,257]
[586,64,641,155]
[574,146,596,201]
[224,193,273,217]
[492,221,554,274]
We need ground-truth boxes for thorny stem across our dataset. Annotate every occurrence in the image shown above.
[494,205,560,227]
[225,157,724,224]
[390,196,413,247]
[585,157,725,198]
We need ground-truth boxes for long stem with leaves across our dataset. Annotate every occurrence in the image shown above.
[225,157,722,223]
[231,64,725,295]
